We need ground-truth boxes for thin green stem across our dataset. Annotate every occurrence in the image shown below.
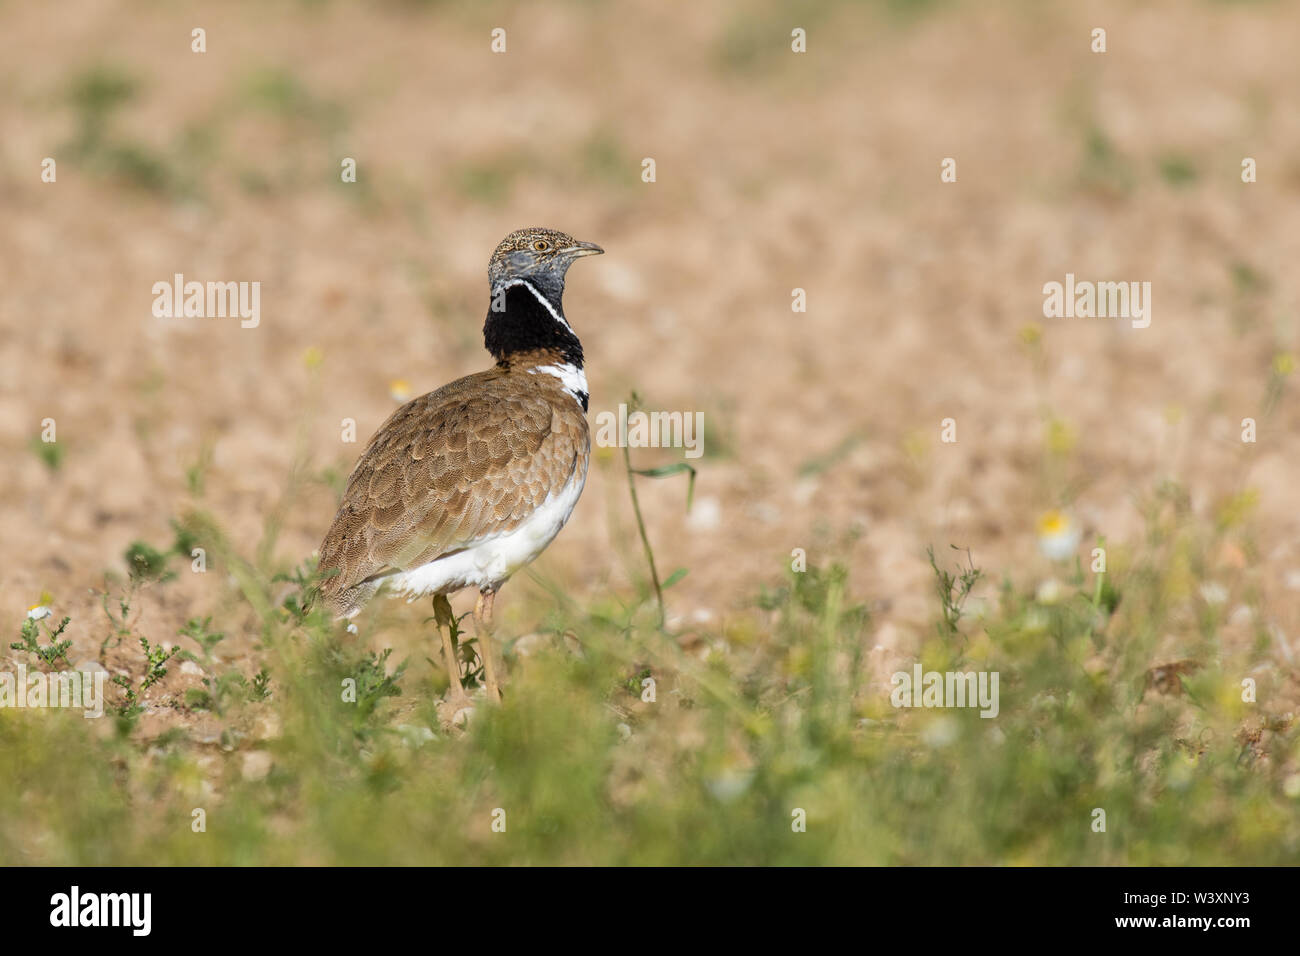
[623,440,665,629]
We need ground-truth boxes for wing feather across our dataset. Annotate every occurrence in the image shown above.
[316,368,587,614]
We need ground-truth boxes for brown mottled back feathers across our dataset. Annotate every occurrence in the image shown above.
[317,351,589,615]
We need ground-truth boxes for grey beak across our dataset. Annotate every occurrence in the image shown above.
[562,240,604,257]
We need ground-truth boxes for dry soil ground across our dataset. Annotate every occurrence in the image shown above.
[2,0,1299,734]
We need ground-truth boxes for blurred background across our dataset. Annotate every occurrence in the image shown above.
[2,0,1299,864]
[5,0,1299,668]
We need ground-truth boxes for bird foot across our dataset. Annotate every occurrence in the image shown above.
[437,687,478,728]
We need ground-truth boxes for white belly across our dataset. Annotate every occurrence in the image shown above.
[385,471,586,600]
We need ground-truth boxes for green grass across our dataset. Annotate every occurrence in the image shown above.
[1,466,1297,864]
[451,152,533,206]
[28,436,63,472]
[62,64,175,195]
[1157,153,1199,187]
[1078,125,1136,198]
[240,67,346,134]
[5,346,1298,863]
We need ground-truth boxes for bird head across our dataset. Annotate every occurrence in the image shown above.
[488,227,603,303]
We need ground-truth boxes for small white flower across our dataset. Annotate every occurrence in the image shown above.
[395,724,436,748]
[1035,578,1065,606]
[26,605,52,621]
[1199,582,1229,605]
[922,715,960,748]
[1037,510,1080,561]
[705,766,754,802]
[686,496,722,532]
[1283,773,1300,800]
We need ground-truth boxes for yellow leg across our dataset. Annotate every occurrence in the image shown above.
[475,588,501,703]
[434,594,467,703]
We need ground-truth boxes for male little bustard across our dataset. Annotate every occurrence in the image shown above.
[314,227,602,709]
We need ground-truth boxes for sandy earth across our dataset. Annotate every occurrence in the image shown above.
[1,0,1298,721]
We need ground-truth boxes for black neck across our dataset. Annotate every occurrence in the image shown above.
[483,281,584,368]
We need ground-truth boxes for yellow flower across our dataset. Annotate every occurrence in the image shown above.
[1045,418,1075,456]
[902,431,929,464]
[303,346,324,370]
[1273,352,1296,376]
[1216,488,1259,531]
[389,379,413,402]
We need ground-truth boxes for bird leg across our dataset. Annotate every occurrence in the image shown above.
[433,594,471,710]
[474,587,501,703]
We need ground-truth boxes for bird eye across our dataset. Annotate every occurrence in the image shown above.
[532,239,550,252]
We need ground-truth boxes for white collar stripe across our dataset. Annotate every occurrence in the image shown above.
[528,363,588,403]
